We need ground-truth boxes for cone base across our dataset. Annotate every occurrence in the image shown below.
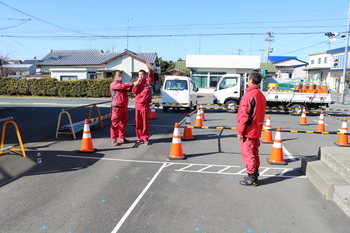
[298,123,308,126]
[261,141,273,144]
[267,158,287,165]
[168,154,186,160]
[182,137,194,140]
[76,148,97,153]
[334,142,350,147]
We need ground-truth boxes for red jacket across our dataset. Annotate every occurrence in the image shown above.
[110,81,133,107]
[236,85,266,139]
[132,70,154,105]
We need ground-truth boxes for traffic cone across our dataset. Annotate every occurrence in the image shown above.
[182,113,194,140]
[150,102,158,119]
[168,123,186,160]
[261,115,273,143]
[315,111,325,132]
[316,78,321,90]
[301,78,307,90]
[295,77,300,91]
[200,103,206,121]
[77,119,97,153]
[322,79,328,91]
[267,126,287,165]
[194,107,203,127]
[335,118,350,146]
[309,78,314,90]
[298,106,308,126]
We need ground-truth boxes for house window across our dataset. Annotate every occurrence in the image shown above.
[311,60,314,64]
[324,57,328,64]
[317,58,321,64]
[61,76,77,81]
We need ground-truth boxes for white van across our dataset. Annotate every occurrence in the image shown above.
[161,76,198,112]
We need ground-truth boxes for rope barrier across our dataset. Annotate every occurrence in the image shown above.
[177,125,350,135]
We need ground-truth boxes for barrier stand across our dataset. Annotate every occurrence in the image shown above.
[56,101,110,139]
[0,117,26,157]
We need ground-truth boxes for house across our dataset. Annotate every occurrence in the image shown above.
[186,54,260,89]
[269,56,308,79]
[1,63,36,77]
[37,49,160,84]
[303,47,350,91]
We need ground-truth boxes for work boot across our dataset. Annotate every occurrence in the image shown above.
[240,173,257,186]
[244,169,259,181]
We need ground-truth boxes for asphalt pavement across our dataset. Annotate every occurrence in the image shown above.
[0,94,350,232]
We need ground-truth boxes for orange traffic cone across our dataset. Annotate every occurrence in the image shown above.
[309,78,314,90]
[301,78,307,91]
[78,119,97,153]
[315,111,325,132]
[322,79,328,91]
[316,78,321,90]
[168,123,186,160]
[295,77,300,91]
[262,115,273,143]
[267,126,287,165]
[182,113,194,140]
[335,118,350,146]
[200,103,206,121]
[298,106,308,126]
[194,107,203,127]
[150,102,157,119]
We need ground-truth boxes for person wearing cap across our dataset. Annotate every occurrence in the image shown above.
[132,61,154,145]
[110,70,134,146]
[236,72,266,186]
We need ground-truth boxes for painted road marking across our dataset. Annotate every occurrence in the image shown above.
[57,155,306,178]
[111,162,167,233]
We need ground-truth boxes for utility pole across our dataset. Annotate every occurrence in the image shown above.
[126,18,133,50]
[341,3,350,104]
[265,31,274,62]
[237,49,242,55]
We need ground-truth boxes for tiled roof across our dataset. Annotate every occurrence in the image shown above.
[38,49,157,66]
[260,63,277,72]
[175,60,188,71]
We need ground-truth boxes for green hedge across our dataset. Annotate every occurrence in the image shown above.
[0,77,115,97]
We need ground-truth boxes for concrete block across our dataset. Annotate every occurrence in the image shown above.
[319,147,350,184]
[306,160,348,200]
[333,185,350,219]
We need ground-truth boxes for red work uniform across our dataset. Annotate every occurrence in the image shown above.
[132,70,154,142]
[236,85,266,174]
[110,80,133,142]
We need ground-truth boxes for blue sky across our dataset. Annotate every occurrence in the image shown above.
[1,0,350,63]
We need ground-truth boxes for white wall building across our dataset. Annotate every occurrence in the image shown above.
[186,55,260,89]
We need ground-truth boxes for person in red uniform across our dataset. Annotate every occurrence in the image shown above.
[236,72,266,186]
[132,61,154,145]
[110,70,134,146]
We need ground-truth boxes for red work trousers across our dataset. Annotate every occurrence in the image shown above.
[240,137,261,174]
[110,107,128,141]
[135,103,150,141]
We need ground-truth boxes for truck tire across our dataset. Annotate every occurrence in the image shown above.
[163,107,169,112]
[289,103,304,116]
[225,100,238,113]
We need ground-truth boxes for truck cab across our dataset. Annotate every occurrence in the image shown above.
[213,74,245,113]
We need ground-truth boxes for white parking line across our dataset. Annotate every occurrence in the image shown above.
[111,162,167,233]
[283,146,296,161]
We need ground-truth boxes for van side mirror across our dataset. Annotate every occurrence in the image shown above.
[195,87,199,92]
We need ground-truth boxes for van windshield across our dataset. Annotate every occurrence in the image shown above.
[164,80,188,90]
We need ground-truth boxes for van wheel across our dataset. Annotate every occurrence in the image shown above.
[225,100,238,113]
[290,104,304,116]
[163,107,169,112]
